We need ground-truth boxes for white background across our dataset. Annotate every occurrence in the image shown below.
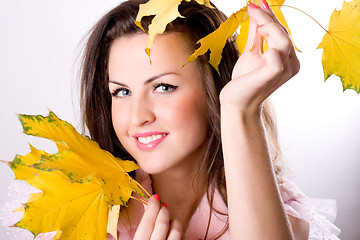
[0,0,359,239]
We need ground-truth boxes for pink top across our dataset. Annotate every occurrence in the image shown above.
[114,170,340,240]
[1,170,340,239]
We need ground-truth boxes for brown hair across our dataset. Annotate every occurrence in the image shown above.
[79,0,283,238]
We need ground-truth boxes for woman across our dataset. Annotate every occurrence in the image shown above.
[80,0,336,239]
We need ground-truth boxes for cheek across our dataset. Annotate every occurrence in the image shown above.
[163,91,208,138]
[111,102,128,139]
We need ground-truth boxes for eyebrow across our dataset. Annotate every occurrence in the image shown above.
[109,72,178,87]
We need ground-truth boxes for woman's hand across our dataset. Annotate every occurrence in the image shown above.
[220,2,300,114]
[133,194,182,240]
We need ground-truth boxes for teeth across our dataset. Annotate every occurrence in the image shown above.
[137,134,165,144]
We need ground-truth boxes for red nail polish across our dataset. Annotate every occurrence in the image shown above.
[248,3,259,9]
[154,193,160,201]
[261,0,270,10]
[258,24,265,28]
[162,202,168,208]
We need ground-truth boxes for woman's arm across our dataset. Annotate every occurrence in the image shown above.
[221,107,297,239]
[220,2,305,239]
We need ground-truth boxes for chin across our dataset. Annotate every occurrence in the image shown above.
[136,158,170,175]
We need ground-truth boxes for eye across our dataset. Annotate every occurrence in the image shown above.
[111,88,132,98]
[153,83,177,93]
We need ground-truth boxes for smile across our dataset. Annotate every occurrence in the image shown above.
[137,133,167,144]
[133,132,168,150]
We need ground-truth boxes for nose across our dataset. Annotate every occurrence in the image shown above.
[130,95,156,126]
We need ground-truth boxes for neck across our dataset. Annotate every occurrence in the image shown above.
[151,166,207,231]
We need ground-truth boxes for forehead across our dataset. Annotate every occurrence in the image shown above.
[108,33,199,83]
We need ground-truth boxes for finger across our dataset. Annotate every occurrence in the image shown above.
[245,3,276,55]
[244,11,260,53]
[288,47,300,76]
[248,6,291,61]
[257,22,292,62]
[133,194,161,240]
[150,206,170,240]
[256,48,284,94]
[247,3,275,30]
[262,48,297,89]
[167,219,183,240]
[259,0,288,34]
[260,45,300,88]
[236,49,285,103]
[249,4,294,62]
[259,1,277,24]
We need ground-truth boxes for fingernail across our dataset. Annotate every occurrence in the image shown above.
[248,3,259,9]
[154,193,160,201]
[162,202,168,208]
[258,24,265,28]
[261,0,270,10]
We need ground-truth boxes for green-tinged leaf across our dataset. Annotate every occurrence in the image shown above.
[5,111,149,239]
[8,146,108,239]
[18,112,140,190]
[317,0,360,93]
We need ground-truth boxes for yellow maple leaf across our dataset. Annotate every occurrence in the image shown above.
[187,9,247,73]
[19,111,146,205]
[237,0,297,54]
[317,0,360,93]
[135,0,211,57]
[8,146,108,239]
[4,111,149,239]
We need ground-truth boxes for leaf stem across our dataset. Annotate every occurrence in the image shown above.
[0,160,11,166]
[272,4,329,33]
[130,196,148,205]
[133,178,151,199]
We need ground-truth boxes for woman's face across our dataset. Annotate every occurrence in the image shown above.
[108,33,208,175]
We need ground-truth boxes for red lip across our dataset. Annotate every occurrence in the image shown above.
[133,132,168,151]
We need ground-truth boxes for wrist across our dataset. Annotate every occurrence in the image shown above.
[220,103,263,120]
[220,105,266,140]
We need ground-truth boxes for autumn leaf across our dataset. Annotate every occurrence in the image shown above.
[317,0,360,93]
[19,111,145,205]
[4,111,149,239]
[187,9,246,73]
[135,0,211,57]
[8,145,108,239]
